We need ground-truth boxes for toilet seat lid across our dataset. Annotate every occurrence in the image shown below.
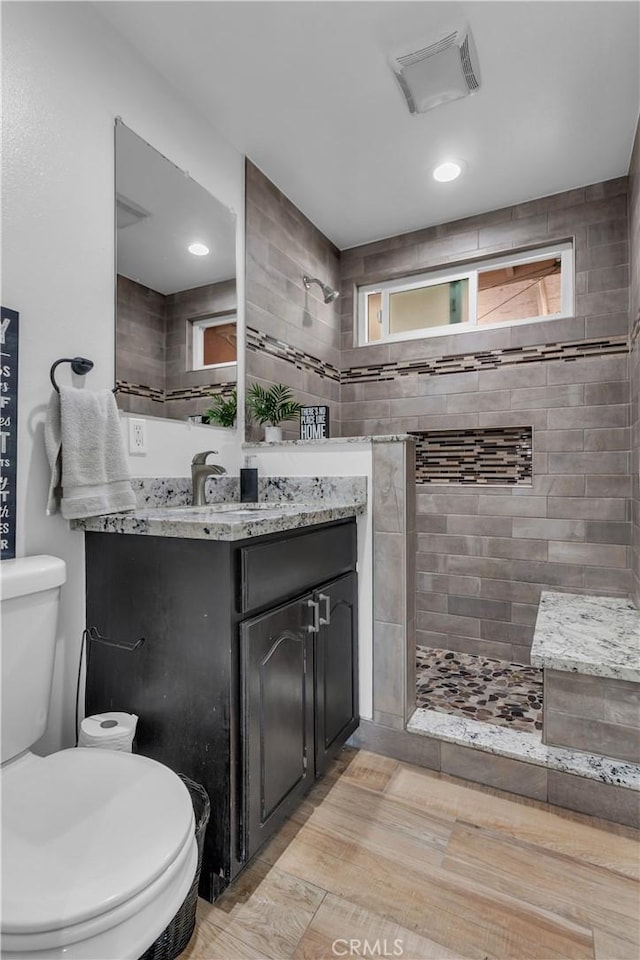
[1,748,195,934]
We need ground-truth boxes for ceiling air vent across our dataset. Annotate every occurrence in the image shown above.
[391,24,481,114]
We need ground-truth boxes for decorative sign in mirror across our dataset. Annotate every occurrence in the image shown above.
[115,121,237,422]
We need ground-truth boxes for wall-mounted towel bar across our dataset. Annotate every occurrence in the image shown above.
[50,357,118,393]
[50,357,94,393]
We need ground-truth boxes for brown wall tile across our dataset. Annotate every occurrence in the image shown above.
[349,721,441,771]
[245,160,635,671]
[440,743,547,800]
[547,771,640,828]
[628,119,640,607]
[545,711,640,763]
[245,160,341,433]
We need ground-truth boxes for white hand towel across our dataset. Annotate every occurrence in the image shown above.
[44,390,63,515]
[44,387,137,519]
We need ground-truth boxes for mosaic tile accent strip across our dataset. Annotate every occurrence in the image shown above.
[116,381,235,403]
[416,646,543,734]
[115,380,164,403]
[246,329,629,385]
[165,383,236,402]
[341,335,629,384]
[409,426,532,485]
[247,327,341,381]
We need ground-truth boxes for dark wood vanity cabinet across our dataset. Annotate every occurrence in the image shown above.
[241,570,358,861]
[84,519,358,901]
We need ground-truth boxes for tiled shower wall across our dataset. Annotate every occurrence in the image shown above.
[339,179,632,662]
[630,120,640,608]
[242,161,637,646]
[164,279,237,421]
[116,275,236,419]
[116,275,166,416]
[244,160,342,439]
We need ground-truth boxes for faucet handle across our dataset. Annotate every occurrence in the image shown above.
[192,450,219,465]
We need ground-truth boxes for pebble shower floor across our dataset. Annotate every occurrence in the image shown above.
[416,646,544,733]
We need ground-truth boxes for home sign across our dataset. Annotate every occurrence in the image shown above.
[300,405,330,440]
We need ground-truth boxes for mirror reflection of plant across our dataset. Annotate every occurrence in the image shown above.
[246,383,303,426]
[202,388,237,427]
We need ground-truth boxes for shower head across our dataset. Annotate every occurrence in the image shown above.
[303,275,340,304]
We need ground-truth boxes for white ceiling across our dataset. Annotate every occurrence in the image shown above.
[116,122,236,295]
[98,1,640,250]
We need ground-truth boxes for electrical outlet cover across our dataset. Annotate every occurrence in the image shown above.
[128,418,147,455]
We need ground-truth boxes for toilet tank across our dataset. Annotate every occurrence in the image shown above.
[0,556,67,763]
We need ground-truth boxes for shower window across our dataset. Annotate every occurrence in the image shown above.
[357,241,573,346]
[191,315,237,370]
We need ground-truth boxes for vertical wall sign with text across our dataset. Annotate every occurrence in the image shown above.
[300,405,330,440]
[0,307,19,560]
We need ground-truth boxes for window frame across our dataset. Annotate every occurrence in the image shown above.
[357,242,574,347]
[191,314,238,371]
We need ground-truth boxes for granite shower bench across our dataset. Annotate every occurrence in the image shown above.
[531,592,640,765]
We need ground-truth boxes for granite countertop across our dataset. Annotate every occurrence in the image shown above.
[531,591,640,683]
[242,434,416,447]
[71,500,365,542]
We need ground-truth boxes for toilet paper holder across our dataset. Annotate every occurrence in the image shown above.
[87,625,146,652]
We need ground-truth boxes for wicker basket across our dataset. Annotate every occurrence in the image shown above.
[138,775,211,960]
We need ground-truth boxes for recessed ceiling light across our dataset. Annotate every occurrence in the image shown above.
[188,242,210,256]
[433,161,463,183]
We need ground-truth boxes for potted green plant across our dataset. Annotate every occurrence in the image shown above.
[246,383,303,442]
[202,388,237,427]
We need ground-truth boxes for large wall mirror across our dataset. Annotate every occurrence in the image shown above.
[115,121,238,422]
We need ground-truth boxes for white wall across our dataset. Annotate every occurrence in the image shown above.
[247,443,374,720]
[122,413,242,477]
[2,1,245,751]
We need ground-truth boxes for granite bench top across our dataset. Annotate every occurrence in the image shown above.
[71,500,365,542]
[531,591,640,683]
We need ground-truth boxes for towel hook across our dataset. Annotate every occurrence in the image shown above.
[50,357,94,394]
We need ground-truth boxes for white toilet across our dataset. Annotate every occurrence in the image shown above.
[0,556,198,960]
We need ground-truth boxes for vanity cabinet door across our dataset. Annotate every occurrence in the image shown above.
[314,572,359,777]
[241,596,315,861]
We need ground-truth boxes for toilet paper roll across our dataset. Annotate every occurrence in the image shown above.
[79,712,138,752]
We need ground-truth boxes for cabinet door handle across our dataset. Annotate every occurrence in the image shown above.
[306,598,320,633]
[317,593,331,626]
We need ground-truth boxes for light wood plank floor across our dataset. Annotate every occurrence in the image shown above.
[182,749,640,960]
